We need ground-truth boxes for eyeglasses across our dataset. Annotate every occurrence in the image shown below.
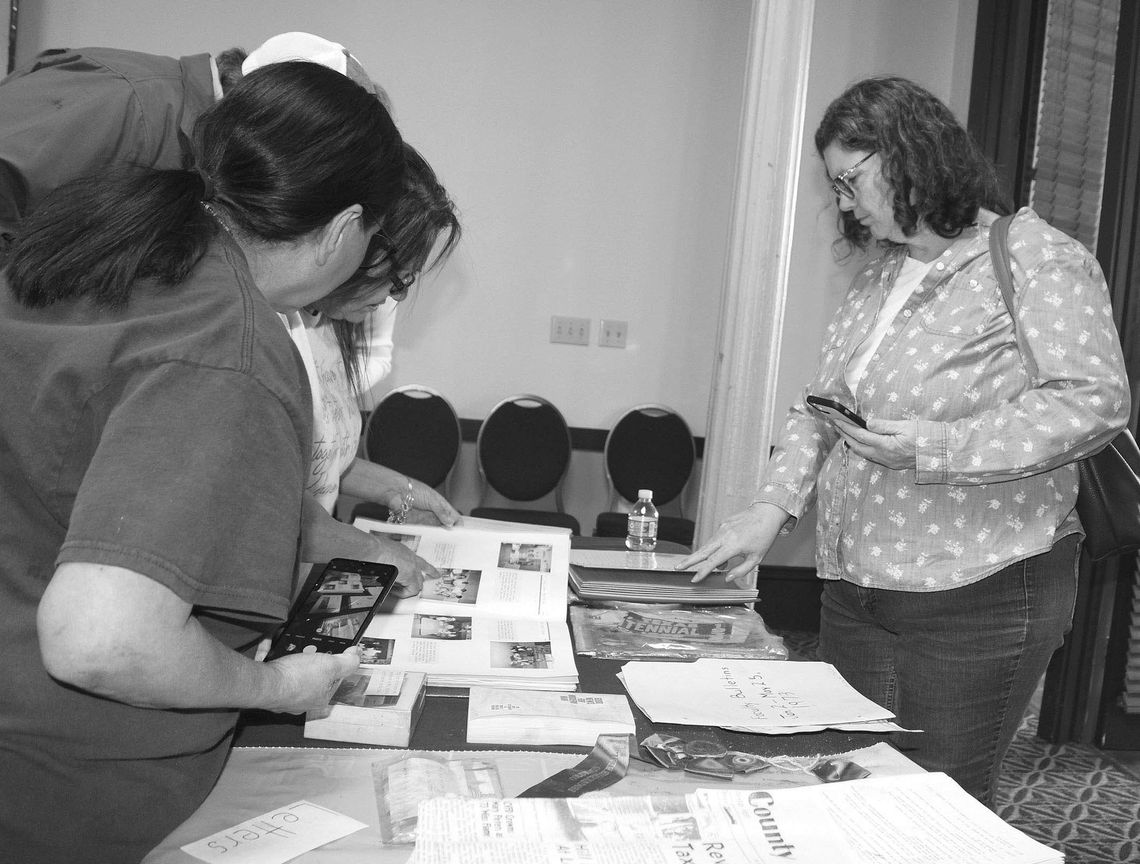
[830,152,875,199]
[358,234,416,301]
[387,267,415,302]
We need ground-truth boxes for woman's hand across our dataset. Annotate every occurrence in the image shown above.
[299,494,429,597]
[674,502,789,583]
[340,459,461,527]
[833,416,917,470]
[367,534,433,598]
[263,647,361,714]
[383,478,461,527]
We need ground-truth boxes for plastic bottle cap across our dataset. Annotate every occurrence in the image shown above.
[638,489,653,499]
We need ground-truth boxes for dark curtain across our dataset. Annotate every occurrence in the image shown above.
[968,0,1140,747]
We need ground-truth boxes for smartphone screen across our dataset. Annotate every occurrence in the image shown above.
[806,395,868,429]
[265,558,399,660]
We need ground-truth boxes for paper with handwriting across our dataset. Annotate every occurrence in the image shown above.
[180,800,366,864]
[618,658,898,733]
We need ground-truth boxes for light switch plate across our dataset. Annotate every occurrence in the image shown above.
[599,319,628,348]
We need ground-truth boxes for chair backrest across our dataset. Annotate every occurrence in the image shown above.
[603,404,695,509]
[476,394,573,506]
[363,385,462,489]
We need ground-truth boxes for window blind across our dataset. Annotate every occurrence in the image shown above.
[1029,0,1120,252]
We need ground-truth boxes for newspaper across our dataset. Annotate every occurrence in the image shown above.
[353,518,578,689]
[408,773,1062,864]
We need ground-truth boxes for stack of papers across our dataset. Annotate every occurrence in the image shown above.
[411,773,1063,863]
[466,687,636,746]
[354,518,578,690]
[568,549,759,604]
[618,658,907,734]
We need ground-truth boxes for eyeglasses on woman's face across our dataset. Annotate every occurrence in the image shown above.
[386,267,416,302]
[829,151,875,199]
[358,234,417,302]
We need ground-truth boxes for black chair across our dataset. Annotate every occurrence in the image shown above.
[593,404,696,546]
[470,394,581,534]
[350,385,462,523]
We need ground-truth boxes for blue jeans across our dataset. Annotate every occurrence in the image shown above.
[817,535,1080,806]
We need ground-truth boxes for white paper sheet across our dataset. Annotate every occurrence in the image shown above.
[466,688,636,746]
[618,658,895,731]
[180,801,366,864]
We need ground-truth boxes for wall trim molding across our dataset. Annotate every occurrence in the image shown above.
[695,0,815,544]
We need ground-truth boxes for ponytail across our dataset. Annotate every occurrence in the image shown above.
[5,62,404,311]
[6,167,217,308]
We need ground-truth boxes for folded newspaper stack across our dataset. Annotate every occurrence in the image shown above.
[410,773,1063,864]
[466,687,636,747]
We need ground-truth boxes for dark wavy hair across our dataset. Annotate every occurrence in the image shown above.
[316,143,462,394]
[6,61,404,308]
[814,76,1010,252]
[213,47,248,92]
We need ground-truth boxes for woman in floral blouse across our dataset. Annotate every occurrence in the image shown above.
[681,76,1129,806]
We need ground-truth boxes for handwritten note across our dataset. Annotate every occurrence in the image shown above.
[618,659,895,732]
[180,800,367,864]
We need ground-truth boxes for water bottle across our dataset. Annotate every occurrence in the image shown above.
[626,489,659,551]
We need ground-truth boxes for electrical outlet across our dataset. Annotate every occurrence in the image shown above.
[550,315,590,346]
[599,319,628,348]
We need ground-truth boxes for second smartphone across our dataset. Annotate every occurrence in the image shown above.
[806,394,867,429]
[265,557,399,661]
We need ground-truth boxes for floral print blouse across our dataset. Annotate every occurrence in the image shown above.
[757,208,1129,591]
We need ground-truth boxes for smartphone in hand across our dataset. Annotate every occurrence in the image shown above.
[806,395,867,429]
[265,558,398,661]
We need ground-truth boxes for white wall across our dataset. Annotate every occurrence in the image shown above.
[14,0,976,546]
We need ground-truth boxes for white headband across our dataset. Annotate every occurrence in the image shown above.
[242,31,375,95]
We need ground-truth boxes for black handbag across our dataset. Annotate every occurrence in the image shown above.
[990,214,1140,561]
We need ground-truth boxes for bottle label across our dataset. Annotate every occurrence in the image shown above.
[627,515,658,539]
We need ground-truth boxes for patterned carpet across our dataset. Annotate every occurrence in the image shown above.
[777,630,1140,863]
[996,709,1140,864]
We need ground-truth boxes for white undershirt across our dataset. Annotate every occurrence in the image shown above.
[280,311,362,513]
[845,256,935,394]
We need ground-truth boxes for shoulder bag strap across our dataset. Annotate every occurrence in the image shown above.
[989,213,1041,384]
